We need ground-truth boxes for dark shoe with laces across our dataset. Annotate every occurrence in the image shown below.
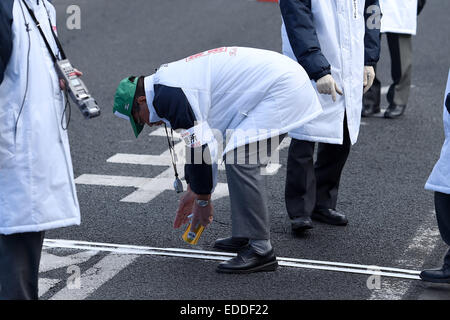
[312,208,348,226]
[384,104,406,118]
[420,264,450,284]
[216,246,278,274]
[214,237,249,252]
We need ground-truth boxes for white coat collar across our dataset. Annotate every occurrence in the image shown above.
[144,74,170,127]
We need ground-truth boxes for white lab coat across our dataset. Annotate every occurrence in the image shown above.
[145,47,323,188]
[425,70,450,195]
[0,0,80,235]
[148,47,322,154]
[380,0,418,35]
[282,0,366,145]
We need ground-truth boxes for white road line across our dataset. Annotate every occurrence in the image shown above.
[76,129,290,202]
[38,250,100,298]
[40,250,99,273]
[369,215,441,300]
[77,132,229,203]
[75,174,150,188]
[108,153,172,166]
[49,253,139,300]
[43,239,421,280]
[38,278,61,298]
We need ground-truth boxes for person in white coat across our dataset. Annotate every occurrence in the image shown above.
[280,0,381,231]
[420,71,450,283]
[113,47,322,273]
[0,0,81,299]
[363,0,427,118]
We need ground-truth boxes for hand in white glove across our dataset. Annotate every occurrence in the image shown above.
[363,66,375,94]
[316,74,343,102]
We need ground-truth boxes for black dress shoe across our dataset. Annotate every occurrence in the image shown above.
[420,265,450,284]
[384,104,406,118]
[291,217,314,233]
[312,208,348,226]
[361,104,381,117]
[214,237,249,252]
[216,247,278,274]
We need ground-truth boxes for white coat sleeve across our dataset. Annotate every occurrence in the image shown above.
[152,84,218,195]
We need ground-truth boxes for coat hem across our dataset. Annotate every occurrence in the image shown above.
[222,108,323,155]
[288,132,343,145]
[0,217,81,235]
[425,183,450,196]
[381,28,416,36]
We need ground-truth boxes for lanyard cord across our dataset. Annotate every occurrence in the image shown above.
[21,0,66,62]
[14,1,31,143]
[164,124,179,179]
[21,0,71,130]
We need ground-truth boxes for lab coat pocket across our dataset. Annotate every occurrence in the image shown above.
[0,111,16,169]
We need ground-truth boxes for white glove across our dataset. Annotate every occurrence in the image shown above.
[316,74,343,102]
[363,66,375,94]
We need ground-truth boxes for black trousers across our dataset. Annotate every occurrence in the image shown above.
[285,117,351,219]
[0,231,45,300]
[363,33,413,108]
[435,192,450,266]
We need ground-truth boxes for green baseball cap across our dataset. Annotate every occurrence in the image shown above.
[113,76,144,138]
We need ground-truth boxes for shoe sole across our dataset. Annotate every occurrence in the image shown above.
[361,111,381,117]
[420,276,450,284]
[213,243,248,253]
[291,225,314,233]
[216,260,278,274]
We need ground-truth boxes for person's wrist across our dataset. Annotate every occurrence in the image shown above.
[195,193,211,201]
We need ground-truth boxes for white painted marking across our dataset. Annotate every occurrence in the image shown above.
[38,278,61,297]
[43,239,421,280]
[40,250,99,273]
[369,222,441,300]
[77,134,228,202]
[77,129,289,202]
[108,153,174,167]
[49,253,138,300]
[381,85,415,96]
[279,137,291,151]
[75,174,150,188]
[38,250,99,298]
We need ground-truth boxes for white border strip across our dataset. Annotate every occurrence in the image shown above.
[43,239,421,280]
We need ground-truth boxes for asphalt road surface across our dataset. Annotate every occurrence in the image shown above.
[37,0,450,300]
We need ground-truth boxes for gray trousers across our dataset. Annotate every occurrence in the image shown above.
[225,135,285,240]
[364,33,413,107]
[0,231,45,300]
